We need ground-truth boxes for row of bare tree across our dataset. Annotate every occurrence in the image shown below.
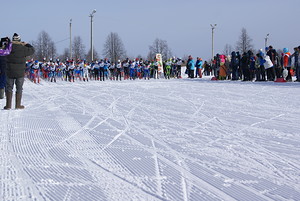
[30,28,255,62]
[30,31,173,62]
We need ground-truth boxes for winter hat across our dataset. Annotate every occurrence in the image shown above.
[12,33,21,41]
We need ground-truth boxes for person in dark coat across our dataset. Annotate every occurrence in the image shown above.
[4,33,34,110]
[186,55,192,78]
[241,52,250,81]
[230,51,239,80]
[291,46,300,82]
[0,37,12,99]
[266,46,277,81]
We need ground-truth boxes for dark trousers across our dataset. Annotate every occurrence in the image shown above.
[94,69,99,80]
[99,68,105,81]
[286,67,292,81]
[232,67,238,80]
[116,69,122,80]
[275,66,282,78]
[256,65,266,81]
[266,67,276,81]
[295,64,300,81]
[189,70,194,78]
[242,67,250,81]
[6,77,24,93]
[0,71,6,89]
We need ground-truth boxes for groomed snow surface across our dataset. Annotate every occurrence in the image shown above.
[1,75,300,201]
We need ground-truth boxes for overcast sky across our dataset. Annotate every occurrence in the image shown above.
[2,0,299,61]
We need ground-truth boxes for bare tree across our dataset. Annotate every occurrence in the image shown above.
[48,41,56,60]
[223,44,233,56]
[147,51,155,61]
[103,32,126,63]
[72,36,86,61]
[182,55,189,63]
[148,38,172,61]
[236,28,254,54]
[136,54,143,60]
[33,31,57,61]
[58,48,70,61]
[86,48,99,61]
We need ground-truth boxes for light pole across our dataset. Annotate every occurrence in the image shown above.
[265,33,269,53]
[210,24,217,60]
[89,9,96,61]
[69,19,72,59]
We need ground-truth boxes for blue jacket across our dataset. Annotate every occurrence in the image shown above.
[188,60,195,70]
[195,60,203,69]
[259,56,265,66]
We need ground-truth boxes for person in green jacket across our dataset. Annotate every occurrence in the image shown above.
[4,33,35,110]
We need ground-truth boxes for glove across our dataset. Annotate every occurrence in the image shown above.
[6,37,10,44]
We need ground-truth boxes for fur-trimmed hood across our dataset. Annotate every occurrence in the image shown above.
[12,41,27,46]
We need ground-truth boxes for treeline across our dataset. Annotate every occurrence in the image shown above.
[30,27,264,63]
[30,31,173,63]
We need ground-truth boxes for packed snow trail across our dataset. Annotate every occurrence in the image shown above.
[0,78,300,201]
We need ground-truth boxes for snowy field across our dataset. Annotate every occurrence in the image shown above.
[1,75,300,201]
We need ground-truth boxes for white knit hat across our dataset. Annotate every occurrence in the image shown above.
[12,33,21,41]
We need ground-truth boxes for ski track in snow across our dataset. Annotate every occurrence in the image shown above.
[0,77,300,201]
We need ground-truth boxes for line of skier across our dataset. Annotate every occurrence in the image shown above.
[25,45,300,84]
[26,57,184,83]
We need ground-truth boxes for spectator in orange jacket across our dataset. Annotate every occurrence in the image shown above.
[283,48,292,81]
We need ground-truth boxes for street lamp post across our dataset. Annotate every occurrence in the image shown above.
[210,24,217,60]
[89,9,96,61]
[265,33,269,53]
[70,19,72,59]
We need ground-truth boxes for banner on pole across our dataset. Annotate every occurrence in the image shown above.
[156,54,163,73]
